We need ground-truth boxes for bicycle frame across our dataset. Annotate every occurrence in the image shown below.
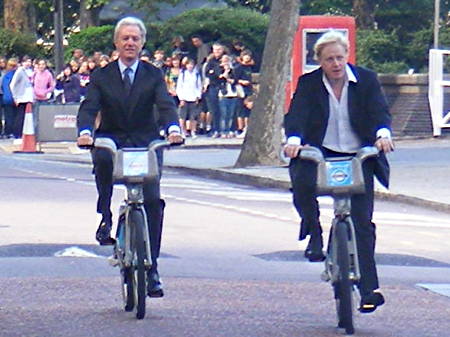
[324,197,361,285]
[95,137,169,268]
[120,190,151,270]
[299,145,378,334]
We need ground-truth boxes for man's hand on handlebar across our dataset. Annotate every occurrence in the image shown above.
[283,144,307,159]
[375,137,394,154]
[77,134,94,148]
[167,131,184,145]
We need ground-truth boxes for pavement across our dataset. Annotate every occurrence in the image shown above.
[2,135,450,212]
[2,137,450,336]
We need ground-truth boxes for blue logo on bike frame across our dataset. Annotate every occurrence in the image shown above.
[326,161,353,187]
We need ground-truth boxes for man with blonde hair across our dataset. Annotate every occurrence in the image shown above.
[284,30,394,313]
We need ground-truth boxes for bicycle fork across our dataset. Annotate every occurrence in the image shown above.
[111,185,153,271]
[321,197,361,284]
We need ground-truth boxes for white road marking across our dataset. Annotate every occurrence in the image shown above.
[54,246,104,258]
[417,283,450,298]
[162,193,296,223]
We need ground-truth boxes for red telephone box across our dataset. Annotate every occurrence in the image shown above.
[285,16,356,111]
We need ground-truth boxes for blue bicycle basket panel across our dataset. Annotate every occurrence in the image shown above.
[326,160,353,187]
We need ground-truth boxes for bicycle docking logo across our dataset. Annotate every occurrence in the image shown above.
[326,161,353,187]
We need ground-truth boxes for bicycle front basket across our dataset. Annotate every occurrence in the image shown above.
[316,157,366,196]
[113,148,159,183]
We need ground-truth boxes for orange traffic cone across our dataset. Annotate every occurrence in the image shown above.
[14,103,42,153]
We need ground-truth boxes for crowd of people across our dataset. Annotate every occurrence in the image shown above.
[0,34,256,140]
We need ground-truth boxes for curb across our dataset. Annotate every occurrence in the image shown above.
[166,165,450,214]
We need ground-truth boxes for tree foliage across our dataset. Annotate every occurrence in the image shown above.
[0,28,41,57]
[223,0,272,13]
[155,7,269,60]
[65,25,114,60]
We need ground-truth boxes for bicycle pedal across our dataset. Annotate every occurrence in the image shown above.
[108,255,119,267]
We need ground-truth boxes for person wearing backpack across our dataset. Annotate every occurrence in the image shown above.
[176,58,202,138]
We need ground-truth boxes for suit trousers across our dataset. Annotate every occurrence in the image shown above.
[92,147,164,270]
[289,150,379,296]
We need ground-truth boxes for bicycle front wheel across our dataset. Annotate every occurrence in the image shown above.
[121,267,135,312]
[334,221,354,335]
[131,209,147,320]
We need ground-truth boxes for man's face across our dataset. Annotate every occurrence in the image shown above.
[212,46,224,59]
[114,25,144,64]
[319,42,348,81]
[192,37,202,47]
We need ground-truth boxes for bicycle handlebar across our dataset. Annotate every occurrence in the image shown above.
[299,146,379,163]
[93,137,182,155]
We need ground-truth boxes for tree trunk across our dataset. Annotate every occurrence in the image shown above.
[80,0,101,29]
[352,0,375,29]
[4,0,29,32]
[234,0,300,168]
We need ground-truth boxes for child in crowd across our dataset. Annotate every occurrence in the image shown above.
[176,58,202,138]
[237,95,254,138]
[152,50,165,70]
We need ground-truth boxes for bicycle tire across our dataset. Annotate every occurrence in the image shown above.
[116,218,135,312]
[334,221,354,335]
[122,267,135,312]
[131,209,147,320]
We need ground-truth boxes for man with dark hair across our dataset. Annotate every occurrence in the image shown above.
[191,35,211,67]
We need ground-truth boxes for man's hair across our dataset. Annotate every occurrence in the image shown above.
[114,16,146,44]
[212,42,224,50]
[240,49,252,58]
[191,34,203,41]
[313,30,349,61]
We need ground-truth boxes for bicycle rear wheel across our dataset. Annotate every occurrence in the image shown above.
[334,221,354,335]
[131,209,147,320]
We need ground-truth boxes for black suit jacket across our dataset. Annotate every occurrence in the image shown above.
[77,60,179,147]
[284,64,391,187]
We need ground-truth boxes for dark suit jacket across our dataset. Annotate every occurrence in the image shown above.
[284,64,391,187]
[77,60,179,147]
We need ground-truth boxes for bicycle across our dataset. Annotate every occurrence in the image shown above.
[299,146,379,335]
[94,137,171,320]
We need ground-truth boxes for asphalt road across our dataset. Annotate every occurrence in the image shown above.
[1,152,450,336]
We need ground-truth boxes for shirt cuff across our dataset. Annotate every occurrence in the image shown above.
[376,128,391,139]
[79,129,92,136]
[287,136,301,145]
[168,125,181,134]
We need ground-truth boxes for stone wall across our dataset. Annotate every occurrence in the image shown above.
[252,73,434,138]
[379,74,433,138]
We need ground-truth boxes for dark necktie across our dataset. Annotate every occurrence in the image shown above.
[123,67,132,97]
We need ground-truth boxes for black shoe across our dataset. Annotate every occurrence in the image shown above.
[304,235,325,262]
[359,291,385,313]
[147,270,164,298]
[95,220,116,246]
